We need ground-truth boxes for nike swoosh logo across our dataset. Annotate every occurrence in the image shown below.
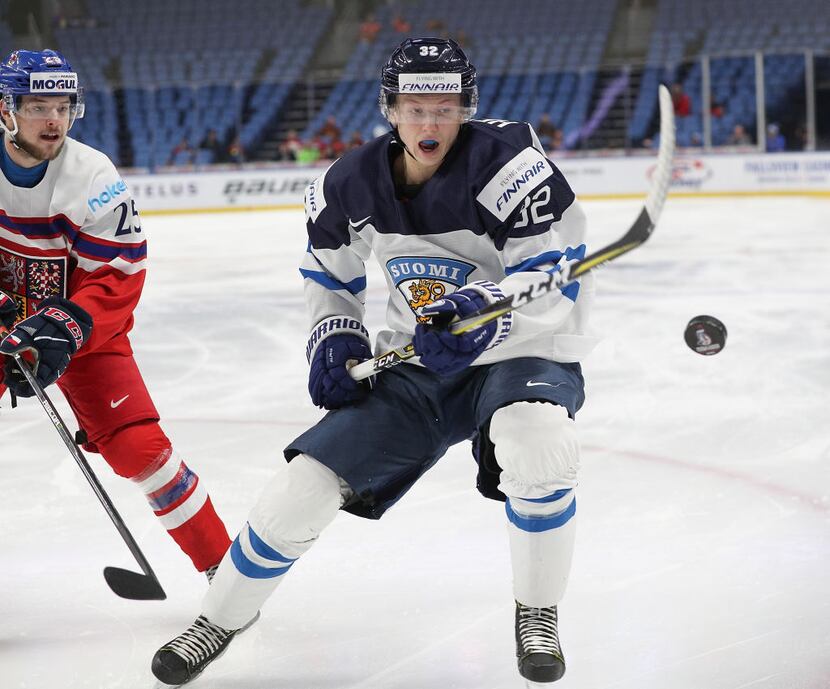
[526,381,565,388]
[110,395,130,408]
[348,215,372,230]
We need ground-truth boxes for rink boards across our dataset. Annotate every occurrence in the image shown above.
[123,150,830,215]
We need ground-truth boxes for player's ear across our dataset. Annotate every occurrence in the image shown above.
[387,106,399,127]
[0,103,11,128]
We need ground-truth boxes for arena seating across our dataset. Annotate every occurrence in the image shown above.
[630,0,829,146]
[303,0,615,144]
[52,0,330,167]
[30,0,828,164]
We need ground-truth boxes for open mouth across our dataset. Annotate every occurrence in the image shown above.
[40,133,61,143]
[418,139,439,153]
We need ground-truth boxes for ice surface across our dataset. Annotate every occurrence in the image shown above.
[2,197,828,688]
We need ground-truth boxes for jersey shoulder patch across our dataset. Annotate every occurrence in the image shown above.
[475,145,554,222]
[61,139,130,219]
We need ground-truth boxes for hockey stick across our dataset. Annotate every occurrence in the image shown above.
[0,337,166,600]
[349,84,676,382]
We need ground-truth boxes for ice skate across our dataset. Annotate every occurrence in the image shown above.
[515,602,565,684]
[152,615,239,686]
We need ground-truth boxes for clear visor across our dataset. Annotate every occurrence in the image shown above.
[3,92,85,123]
[390,101,475,125]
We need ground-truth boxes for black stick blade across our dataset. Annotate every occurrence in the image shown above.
[103,566,167,600]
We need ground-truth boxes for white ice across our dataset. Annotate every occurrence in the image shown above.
[2,197,829,689]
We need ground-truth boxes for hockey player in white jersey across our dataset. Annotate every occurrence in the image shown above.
[152,37,597,686]
[0,50,233,583]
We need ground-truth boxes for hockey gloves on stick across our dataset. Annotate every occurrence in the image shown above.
[307,317,373,410]
[413,284,503,376]
[0,296,93,397]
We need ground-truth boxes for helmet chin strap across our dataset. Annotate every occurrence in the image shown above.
[389,125,414,158]
[0,110,21,148]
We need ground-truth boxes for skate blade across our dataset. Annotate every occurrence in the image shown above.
[238,610,261,634]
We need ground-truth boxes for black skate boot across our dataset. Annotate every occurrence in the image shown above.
[515,602,565,684]
[152,615,238,686]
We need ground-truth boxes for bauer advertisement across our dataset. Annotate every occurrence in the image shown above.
[124,152,830,214]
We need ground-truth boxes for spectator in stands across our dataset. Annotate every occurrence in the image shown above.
[199,129,224,163]
[536,113,559,150]
[425,18,447,35]
[295,139,321,164]
[360,14,382,43]
[792,124,807,151]
[454,29,471,49]
[168,136,195,166]
[766,123,786,153]
[670,82,690,118]
[284,129,302,160]
[329,137,346,160]
[52,1,68,29]
[274,140,294,162]
[226,135,245,164]
[726,124,752,146]
[710,100,725,118]
[346,130,364,151]
[391,14,411,33]
[316,115,342,142]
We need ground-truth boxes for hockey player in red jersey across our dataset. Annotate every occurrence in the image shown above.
[0,49,231,578]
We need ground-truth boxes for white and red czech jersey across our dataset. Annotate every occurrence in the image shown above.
[0,135,146,359]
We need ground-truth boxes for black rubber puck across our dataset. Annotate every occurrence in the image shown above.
[684,315,727,355]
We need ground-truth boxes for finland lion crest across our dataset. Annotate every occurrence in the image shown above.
[386,256,476,323]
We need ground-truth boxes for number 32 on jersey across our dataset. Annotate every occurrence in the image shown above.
[514,186,555,228]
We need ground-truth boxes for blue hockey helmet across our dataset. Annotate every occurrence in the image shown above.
[379,37,478,121]
[0,49,85,132]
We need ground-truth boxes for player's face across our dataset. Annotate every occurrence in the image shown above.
[391,94,464,177]
[5,95,71,163]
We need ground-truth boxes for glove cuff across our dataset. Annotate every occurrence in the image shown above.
[38,297,93,353]
[462,280,513,350]
[306,315,370,363]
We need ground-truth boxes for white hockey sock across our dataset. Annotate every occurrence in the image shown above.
[201,454,345,629]
[506,489,577,608]
[202,522,295,629]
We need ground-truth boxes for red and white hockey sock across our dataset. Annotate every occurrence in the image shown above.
[96,421,230,572]
[132,448,231,571]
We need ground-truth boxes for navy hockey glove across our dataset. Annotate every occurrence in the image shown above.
[413,284,501,376]
[307,317,373,410]
[0,297,93,397]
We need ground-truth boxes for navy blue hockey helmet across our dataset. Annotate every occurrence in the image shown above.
[0,49,85,131]
[379,37,478,121]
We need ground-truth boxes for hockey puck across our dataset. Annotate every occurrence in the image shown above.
[684,315,727,355]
